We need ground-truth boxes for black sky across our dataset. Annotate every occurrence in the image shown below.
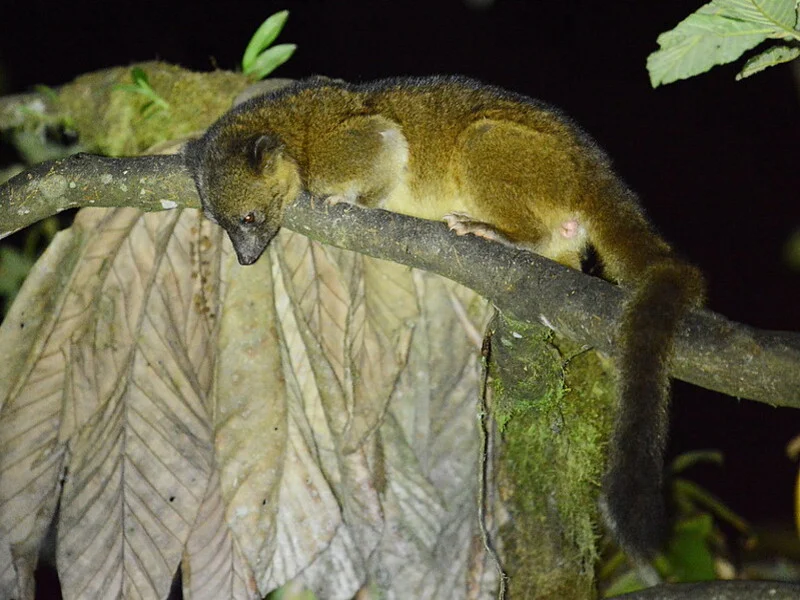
[2,0,799,532]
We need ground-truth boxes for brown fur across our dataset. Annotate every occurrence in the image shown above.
[184,75,705,559]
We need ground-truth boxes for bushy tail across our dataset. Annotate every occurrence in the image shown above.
[590,185,705,559]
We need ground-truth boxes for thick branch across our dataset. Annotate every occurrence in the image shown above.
[285,196,800,407]
[1,154,798,408]
[619,580,800,599]
[0,153,197,237]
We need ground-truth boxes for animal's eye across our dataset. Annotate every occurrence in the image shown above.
[241,212,257,225]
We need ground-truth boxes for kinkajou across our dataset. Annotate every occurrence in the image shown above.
[184,75,705,560]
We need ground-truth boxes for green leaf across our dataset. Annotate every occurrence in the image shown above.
[714,0,799,32]
[242,10,290,72]
[664,514,716,581]
[244,44,297,80]
[673,478,752,534]
[737,44,800,78]
[131,67,149,87]
[603,569,650,597]
[647,0,800,86]
[647,5,772,87]
[112,68,170,115]
[671,450,723,474]
[0,246,35,301]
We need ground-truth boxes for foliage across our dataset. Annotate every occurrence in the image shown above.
[0,218,58,316]
[0,204,498,598]
[242,10,297,80]
[647,0,800,87]
[0,247,34,314]
[113,67,171,118]
[602,451,754,596]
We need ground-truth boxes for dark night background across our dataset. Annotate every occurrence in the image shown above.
[1,0,799,551]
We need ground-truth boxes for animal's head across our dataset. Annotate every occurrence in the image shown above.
[185,127,302,265]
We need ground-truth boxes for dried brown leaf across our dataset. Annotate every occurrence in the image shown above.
[183,470,257,600]
[0,207,499,600]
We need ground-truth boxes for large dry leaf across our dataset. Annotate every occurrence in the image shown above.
[0,206,499,599]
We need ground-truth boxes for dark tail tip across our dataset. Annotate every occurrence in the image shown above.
[601,259,704,559]
[602,445,668,559]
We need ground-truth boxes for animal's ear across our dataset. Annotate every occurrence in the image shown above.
[250,134,283,172]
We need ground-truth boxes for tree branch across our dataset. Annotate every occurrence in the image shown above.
[618,580,800,599]
[1,153,798,408]
[0,153,197,237]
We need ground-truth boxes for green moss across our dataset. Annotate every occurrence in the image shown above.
[490,317,562,430]
[490,314,616,599]
[56,61,252,156]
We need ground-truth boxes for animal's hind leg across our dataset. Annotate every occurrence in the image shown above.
[449,119,586,267]
[442,211,585,269]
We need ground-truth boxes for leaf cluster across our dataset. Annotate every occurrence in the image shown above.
[241,10,297,80]
[113,67,171,118]
[647,0,800,86]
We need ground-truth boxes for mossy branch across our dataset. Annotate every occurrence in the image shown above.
[0,91,61,130]
[1,152,798,409]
